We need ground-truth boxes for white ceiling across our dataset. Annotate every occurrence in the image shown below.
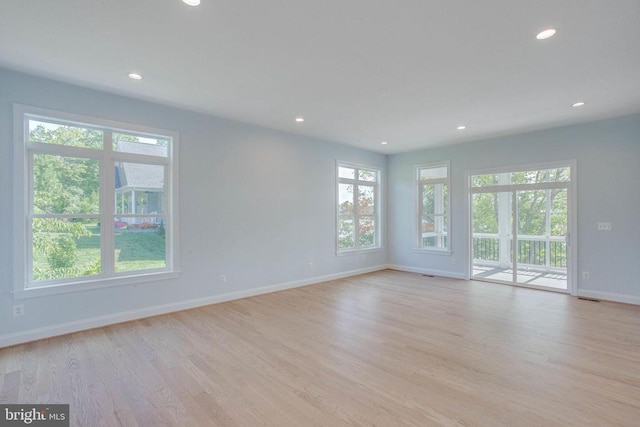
[1,0,639,153]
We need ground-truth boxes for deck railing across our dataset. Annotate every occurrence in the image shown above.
[473,233,566,269]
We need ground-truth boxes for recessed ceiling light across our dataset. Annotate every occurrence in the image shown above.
[572,101,586,107]
[457,125,466,130]
[128,73,142,80]
[536,28,556,40]
[182,0,201,6]
[295,117,304,122]
[381,141,388,145]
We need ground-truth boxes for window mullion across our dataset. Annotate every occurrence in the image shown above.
[102,131,115,275]
[417,182,423,247]
[353,183,360,248]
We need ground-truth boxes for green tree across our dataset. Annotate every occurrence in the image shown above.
[29,123,100,279]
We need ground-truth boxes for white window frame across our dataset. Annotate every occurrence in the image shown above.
[13,104,180,299]
[415,161,451,253]
[336,161,382,255]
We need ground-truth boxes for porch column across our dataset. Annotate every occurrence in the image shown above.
[497,173,511,268]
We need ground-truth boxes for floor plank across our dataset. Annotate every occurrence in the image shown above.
[1,270,639,426]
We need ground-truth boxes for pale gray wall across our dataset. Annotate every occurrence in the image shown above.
[0,69,387,338]
[388,114,640,299]
[2,67,639,341]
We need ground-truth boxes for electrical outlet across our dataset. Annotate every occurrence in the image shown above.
[308,262,314,270]
[597,222,612,231]
[451,257,457,265]
[582,271,590,280]
[13,304,24,317]
[219,274,227,284]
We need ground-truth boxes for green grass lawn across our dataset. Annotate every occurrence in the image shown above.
[34,223,165,279]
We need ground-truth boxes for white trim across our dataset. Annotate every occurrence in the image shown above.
[13,105,28,294]
[20,104,177,139]
[0,265,388,348]
[567,159,577,296]
[336,247,384,257]
[470,181,569,194]
[412,248,452,255]
[387,264,467,280]
[13,271,181,299]
[467,159,574,179]
[577,290,640,306]
[472,277,570,295]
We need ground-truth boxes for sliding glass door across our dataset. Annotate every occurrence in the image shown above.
[470,165,572,292]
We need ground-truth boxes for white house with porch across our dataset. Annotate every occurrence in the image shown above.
[115,140,166,224]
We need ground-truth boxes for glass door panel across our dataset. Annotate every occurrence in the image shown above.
[472,191,513,282]
[515,189,567,290]
[471,186,569,291]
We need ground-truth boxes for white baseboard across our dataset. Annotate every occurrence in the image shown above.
[577,289,640,306]
[0,265,388,348]
[387,264,467,280]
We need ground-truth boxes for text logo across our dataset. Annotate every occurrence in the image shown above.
[1,405,69,426]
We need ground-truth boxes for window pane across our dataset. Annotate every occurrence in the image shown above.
[114,134,169,157]
[28,120,103,149]
[511,168,570,184]
[338,216,355,249]
[419,166,447,180]
[511,170,546,185]
[115,216,166,272]
[32,218,100,282]
[550,189,568,236]
[471,174,499,187]
[547,167,570,182]
[358,185,375,215]
[473,167,570,187]
[115,162,165,214]
[421,184,435,214]
[338,183,354,215]
[359,217,375,247]
[33,154,99,215]
[443,184,449,213]
[358,169,377,182]
[472,192,500,234]
[517,190,546,236]
[421,216,435,233]
[338,166,355,179]
[421,216,436,247]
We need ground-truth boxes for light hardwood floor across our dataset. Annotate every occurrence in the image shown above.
[1,270,639,426]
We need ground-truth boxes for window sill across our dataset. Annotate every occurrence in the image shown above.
[13,270,180,300]
[336,247,383,257]
[412,248,452,256]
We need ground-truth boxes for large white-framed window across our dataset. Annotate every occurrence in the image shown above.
[336,162,381,254]
[416,161,450,252]
[13,105,179,298]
